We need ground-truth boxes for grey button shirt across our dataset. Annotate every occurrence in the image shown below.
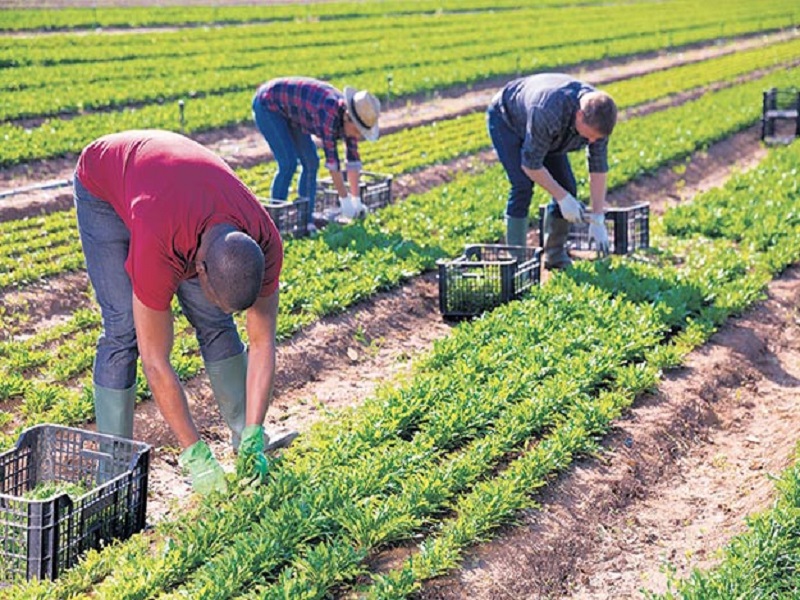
[492,73,609,173]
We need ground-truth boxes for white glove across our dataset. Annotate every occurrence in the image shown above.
[339,195,365,219]
[587,213,610,257]
[557,193,585,224]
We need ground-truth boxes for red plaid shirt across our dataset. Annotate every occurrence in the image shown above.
[255,77,361,172]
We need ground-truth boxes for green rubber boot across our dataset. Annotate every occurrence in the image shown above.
[205,351,247,450]
[505,216,528,248]
[505,216,530,261]
[543,205,573,269]
[94,383,137,482]
[94,383,136,439]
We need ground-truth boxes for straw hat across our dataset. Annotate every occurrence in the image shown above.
[344,87,380,141]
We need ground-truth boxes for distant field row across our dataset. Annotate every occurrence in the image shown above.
[4,39,797,291]
[0,0,583,31]
[1,0,797,168]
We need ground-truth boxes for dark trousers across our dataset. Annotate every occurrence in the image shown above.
[74,177,245,390]
[487,102,577,219]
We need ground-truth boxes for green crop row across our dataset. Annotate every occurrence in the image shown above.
[239,35,800,193]
[0,64,797,448]
[1,0,796,166]
[7,0,785,94]
[7,121,799,600]
[5,41,795,295]
[2,2,641,70]
[0,0,576,32]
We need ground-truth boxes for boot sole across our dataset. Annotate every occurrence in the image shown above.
[544,260,573,270]
[265,429,299,452]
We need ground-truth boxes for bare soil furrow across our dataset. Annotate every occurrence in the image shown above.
[419,265,800,600]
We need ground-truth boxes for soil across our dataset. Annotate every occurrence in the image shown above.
[2,28,799,598]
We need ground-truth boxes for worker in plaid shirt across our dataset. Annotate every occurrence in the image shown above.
[253,77,381,230]
[487,73,617,269]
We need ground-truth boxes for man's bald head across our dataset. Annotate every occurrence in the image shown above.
[199,224,264,313]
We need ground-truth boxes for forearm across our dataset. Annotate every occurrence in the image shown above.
[346,169,360,197]
[132,294,198,448]
[522,166,568,200]
[143,361,199,447]
[245,342,275,425]
[588,172,608,214]
[244,292,279,426]
[328,169,348,198]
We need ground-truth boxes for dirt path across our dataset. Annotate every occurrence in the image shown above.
[420,268,800,600]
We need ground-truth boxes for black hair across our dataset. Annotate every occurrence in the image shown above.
[205,230,265,311]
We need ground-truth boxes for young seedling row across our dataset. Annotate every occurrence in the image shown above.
[6,131,800,600]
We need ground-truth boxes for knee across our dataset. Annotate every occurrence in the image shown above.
[95,334,139,389]
[197,325,244,363]
[506,187,532,219]
[275,154,298,173]
[301,153,319,173]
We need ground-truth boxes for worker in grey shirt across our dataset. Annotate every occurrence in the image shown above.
[487,73,617,268]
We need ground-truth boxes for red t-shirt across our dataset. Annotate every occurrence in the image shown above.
[75,130,283,311]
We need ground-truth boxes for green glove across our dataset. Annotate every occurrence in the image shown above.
[236,424,270,483]
[178,440,228,495]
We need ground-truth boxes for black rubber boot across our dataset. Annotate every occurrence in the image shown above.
[543,205,573,269]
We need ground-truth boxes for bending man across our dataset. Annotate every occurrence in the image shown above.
[252,76,381,229]
[74,129,284,495]
[487,73,617,268]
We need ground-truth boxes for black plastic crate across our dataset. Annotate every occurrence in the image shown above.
[0,425,150,584]
[262,197,310,238]
[317,171,394,217]
[761,87,800,143]
[537,203,649,255]
[437,244,542,319]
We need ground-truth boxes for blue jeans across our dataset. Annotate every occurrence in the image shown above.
[74,176,244,390]
[252,94,319,219]
[487,103,577,219]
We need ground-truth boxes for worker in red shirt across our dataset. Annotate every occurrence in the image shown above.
[74,130,287,495]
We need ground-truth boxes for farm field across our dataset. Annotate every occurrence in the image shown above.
[1,1,800,598]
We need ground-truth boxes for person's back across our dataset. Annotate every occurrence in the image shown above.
[497,74,592,145]
[74,130,288,495]
[76,129,282,312]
